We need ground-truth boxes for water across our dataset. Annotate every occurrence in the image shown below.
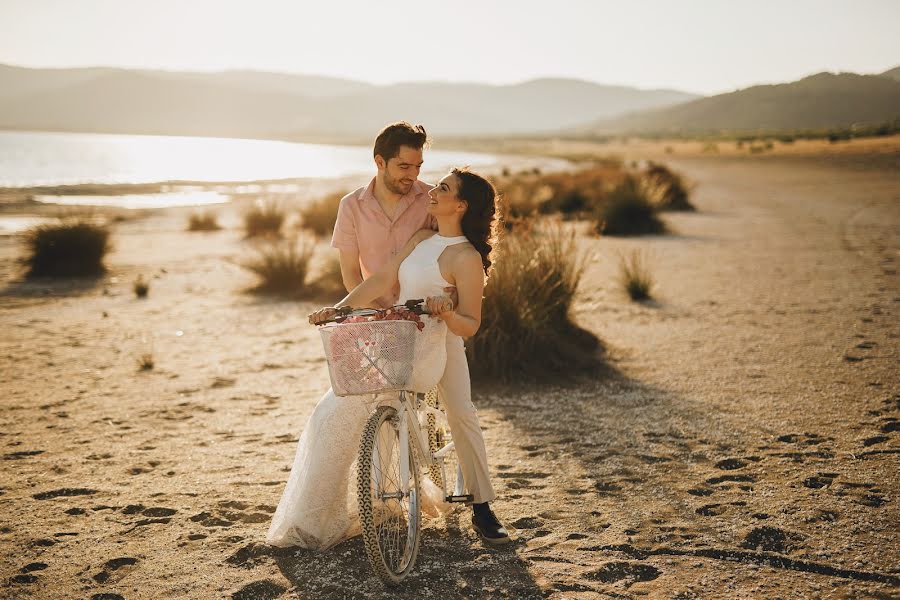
[0,130,500,188]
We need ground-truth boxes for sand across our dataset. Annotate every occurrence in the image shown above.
[1,151,898,599]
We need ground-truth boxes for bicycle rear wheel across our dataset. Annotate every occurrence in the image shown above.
[358,404,421,585]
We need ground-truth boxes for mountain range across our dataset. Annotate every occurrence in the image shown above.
[583,70,900,135]
[0,64,694,139]
[0,63,897,139]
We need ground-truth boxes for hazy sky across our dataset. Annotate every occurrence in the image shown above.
[1,0,898,95]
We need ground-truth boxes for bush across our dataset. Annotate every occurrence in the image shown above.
[241,237,316,295]
[467,223,602,381]
[595,176,665,236]
[618,250,653,301]
[643,162,694,211]
[22,218,110,277]
[243,199,285,238]
[312,253,346,299]
[137,353,155,371]
[133,275,149,298]
[187,211,221,231]
[299,192,343,237]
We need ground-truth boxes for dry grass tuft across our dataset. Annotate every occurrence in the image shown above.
[243,199,285,238]
[300,192,344,237]
[187,211,222,231]
[133,275,149,298]
[241,237,317,296]
[311,253,346,299]
[643,162,695,211]
[596,176,666,236]
[467,222,603,381]
[137,353,155,371]
[618,250,654,301]
[22,217,111,277]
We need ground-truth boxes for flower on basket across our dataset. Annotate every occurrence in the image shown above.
[343,306,425,331]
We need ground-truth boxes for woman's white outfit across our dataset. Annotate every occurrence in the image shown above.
[266,234,496,550]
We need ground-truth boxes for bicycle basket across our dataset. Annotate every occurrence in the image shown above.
[320,317,447,396]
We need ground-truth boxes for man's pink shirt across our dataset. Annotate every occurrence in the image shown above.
[331,178,434,306]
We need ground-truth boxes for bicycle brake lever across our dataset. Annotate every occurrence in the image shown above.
[404,298,426,314]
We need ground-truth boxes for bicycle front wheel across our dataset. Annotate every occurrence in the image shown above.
[358,404,421,585]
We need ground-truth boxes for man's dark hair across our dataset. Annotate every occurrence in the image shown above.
[373,122,428,161]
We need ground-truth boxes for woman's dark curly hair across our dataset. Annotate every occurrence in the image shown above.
[452,167,501,276]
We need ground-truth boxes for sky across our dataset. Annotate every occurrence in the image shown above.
[1,0,898,95]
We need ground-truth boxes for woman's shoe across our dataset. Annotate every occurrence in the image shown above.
[471,503,510,545]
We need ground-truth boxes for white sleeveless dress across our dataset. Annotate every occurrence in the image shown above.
[266,233,468,550]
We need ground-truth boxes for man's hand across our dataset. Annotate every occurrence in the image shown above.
[426,295,454,318]
[443,286,459,309]
[309,307,340,325]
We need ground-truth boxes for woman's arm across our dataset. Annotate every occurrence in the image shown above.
[334,229,434,309]
[430,248,485,338]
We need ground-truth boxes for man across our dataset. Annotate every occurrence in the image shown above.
[332,121,437,308]
[329,122,510,544]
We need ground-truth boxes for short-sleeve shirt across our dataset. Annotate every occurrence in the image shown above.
[331,178,435,306]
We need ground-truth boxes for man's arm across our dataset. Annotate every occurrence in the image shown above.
[338,247,363,294]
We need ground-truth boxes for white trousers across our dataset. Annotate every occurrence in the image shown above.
[435,334,496,504]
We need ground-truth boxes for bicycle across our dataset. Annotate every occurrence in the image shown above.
[314,299,472,585]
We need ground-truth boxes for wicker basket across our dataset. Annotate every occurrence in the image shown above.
[319,317,447,396]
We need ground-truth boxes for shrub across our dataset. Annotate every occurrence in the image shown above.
[618,250,654,301]
[595,176,665,236]
[133,275,149,298]
[643,162,694,211]
[494,163,625,223]
[22,218,110,277]
[300,191,344,237]
[467,223,602,381]
[137,353,155,371]
[243,199,285,238]
[187,211,221,231]
[241,237,316,295]
[312,253,347,299]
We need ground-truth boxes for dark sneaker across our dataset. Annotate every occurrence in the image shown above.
[471,503,511,545]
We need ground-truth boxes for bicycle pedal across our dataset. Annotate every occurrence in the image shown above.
[445,494,474,504]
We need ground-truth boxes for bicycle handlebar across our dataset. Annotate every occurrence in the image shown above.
[313,298,430,326]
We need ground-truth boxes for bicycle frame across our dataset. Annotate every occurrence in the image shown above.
[382,390,465,502]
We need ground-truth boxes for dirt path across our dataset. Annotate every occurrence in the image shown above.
[1,157,897,599]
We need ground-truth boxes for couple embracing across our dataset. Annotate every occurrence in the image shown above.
[266,122,510,550]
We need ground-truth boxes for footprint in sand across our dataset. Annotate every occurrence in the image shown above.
[32,488,97,500]
[705,474,756,485]
[510,517,545,529]
[93,557,139,584]
[9,562,48,585]
[593,479,622,493]
[584,561,661,585]
[862,435,888,446]
[740,526,805,554]
[802,472,838,488]
[141,507,177,517]
[231,579,287,600]
[714,458,747,470]
[3,449,44,460]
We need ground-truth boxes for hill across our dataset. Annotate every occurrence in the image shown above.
[0,64,697,139]
[580,72,900,135]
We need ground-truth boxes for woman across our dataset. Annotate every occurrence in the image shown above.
[267,168,509,550]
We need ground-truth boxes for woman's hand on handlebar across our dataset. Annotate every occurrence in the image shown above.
[309,306,340,325]
[425,295,454,318]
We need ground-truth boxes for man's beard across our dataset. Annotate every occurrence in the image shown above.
[384,172,413,195]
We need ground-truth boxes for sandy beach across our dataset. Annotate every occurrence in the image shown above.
[1,149,898,599]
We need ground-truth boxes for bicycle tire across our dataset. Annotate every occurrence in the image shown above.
[357,404,421,585]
